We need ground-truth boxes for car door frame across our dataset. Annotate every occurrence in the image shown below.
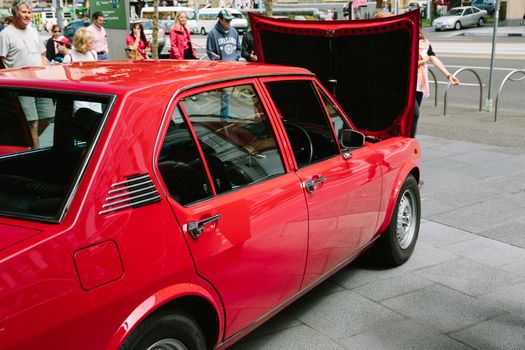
[257,75,383,287]
[152,76,311,339]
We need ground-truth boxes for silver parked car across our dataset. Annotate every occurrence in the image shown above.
[432,6,488,31]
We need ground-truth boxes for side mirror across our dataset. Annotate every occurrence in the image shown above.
[341,129,365,149]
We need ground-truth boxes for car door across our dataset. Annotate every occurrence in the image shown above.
[261,77,382,288]
[155,80,308,338]
[463,7,474,26]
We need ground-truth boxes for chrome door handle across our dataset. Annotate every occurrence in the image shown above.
[305,176,327,193]
[187,214,221,239]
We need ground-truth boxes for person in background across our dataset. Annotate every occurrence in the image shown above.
[63,28,97,62]
[326,8,334,20]
[206,9,241,61]
[170,11,196,59]
[87,11,108,60]
[64,28,101,113]
[126,22,151,59]
[0,0,52,148]
[125,47,142,59]
[46,24,62,62]
[415,26,460,137]
[374,12,460,137]
[206,9,241,118]
[241,29,257,62]
[51,35,70,63]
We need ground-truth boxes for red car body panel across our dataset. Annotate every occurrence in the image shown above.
[0,15,419,347]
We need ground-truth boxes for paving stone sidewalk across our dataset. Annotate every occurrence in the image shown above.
[232,104,525,350]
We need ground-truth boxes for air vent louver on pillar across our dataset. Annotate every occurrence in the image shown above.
[99,174,161,215]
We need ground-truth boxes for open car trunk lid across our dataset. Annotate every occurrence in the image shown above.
[249,11,419,139]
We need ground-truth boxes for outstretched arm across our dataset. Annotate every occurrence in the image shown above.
[429,55,460,85]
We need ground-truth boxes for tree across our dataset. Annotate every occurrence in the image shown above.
[152,0,159,59]
[264,0,272,16]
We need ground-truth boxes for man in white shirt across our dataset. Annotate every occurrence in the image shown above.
[86,11,108,60]
[0,0,53,148]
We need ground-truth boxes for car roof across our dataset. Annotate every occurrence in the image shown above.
[0,60,312,95]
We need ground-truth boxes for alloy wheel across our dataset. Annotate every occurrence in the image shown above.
[396,188,417,249]
[147,339,188,350]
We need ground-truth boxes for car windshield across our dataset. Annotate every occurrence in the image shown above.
[0,89,111,221]
[446,8,464,15]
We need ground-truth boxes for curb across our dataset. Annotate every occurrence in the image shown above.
[463,32,525,37]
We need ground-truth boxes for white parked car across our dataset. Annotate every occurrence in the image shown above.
[42,11,72,32]
[432,6,488,31]
[197,7,248,35]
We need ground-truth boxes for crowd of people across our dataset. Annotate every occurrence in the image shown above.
[1,0,462,138]
[0,1,257,65]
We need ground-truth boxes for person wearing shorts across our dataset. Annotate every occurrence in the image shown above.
[0,0,53,148]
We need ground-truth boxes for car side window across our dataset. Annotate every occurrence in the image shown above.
[0,89,109,220]
[265,80,340,168]
[318,89,351,148]
[181,84,285,195]
[157,107,212,206]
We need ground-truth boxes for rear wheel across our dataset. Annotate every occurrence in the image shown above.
[200,27,206,35]
[455,21,462,30]
[121,310,206,350]
[374,175,420,266]
[477,18,485,26]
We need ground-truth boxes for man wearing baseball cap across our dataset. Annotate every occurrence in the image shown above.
[206,8,241,61]
[206,9,242,118]
[51,36,71,63]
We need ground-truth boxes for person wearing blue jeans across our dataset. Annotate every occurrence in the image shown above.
[206,9,241,118]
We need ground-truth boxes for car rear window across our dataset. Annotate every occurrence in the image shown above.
[0,88,111,222]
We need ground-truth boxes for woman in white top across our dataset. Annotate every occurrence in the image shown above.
[63,28,97,62]
[64,28,101,113]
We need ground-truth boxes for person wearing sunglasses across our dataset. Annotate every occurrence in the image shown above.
[45,24,62,61]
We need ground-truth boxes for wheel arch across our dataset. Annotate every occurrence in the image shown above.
[107,283,223,350]
[376,165,420,235]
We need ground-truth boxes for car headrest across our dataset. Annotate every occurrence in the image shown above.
[72,108,102,142]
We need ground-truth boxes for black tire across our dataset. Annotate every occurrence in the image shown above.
[200,27,206,35]
[374,175,420,266]
[477,18,485,27]
[121,310,206,350]
[455,21,462,30]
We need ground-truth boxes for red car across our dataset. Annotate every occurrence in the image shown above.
[0,12,420,350]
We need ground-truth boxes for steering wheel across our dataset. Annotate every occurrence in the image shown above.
[283,121,313,166]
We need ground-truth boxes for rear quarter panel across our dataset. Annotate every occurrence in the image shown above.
[0,86,223,349]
